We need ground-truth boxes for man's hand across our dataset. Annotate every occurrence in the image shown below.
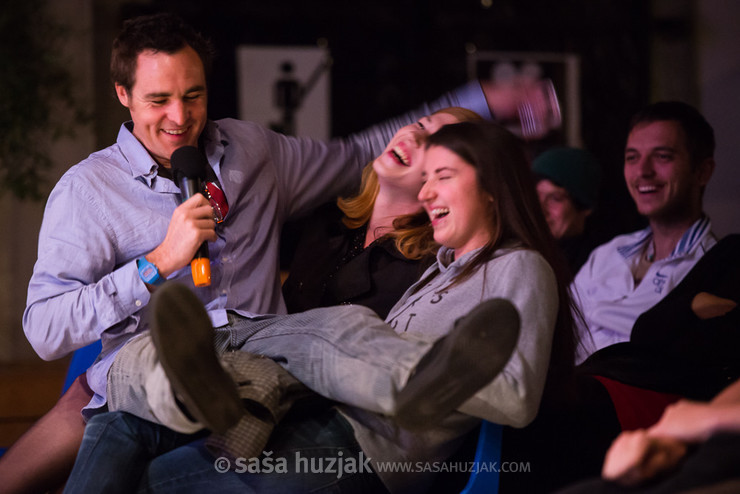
[146,194,217,278]
[481,79,528,122]
[601,429,688,486]
[480,77,561,139]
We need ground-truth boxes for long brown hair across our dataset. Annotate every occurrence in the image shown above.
[425,120,578,398]
[337,107,483,260]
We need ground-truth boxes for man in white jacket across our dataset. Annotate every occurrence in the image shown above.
[573,101,717,363]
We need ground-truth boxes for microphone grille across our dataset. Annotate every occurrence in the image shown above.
[170,146,207,180]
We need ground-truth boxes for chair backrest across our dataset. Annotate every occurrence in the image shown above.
[460,421,502,494]
[61,340,102,395]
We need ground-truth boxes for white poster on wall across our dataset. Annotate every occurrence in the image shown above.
[236,45,331,140]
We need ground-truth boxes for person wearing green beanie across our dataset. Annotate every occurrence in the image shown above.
[533,146,602,275]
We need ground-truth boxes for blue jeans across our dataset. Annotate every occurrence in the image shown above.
[63,412,206,494]
[66,407,388,493]
[139,405,388,493]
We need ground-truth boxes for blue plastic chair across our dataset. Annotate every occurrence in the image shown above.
[460,421,502,494]
[61,340,102,394]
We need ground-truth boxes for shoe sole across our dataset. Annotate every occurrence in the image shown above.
[150,282,244,434]
[394,298,521,430]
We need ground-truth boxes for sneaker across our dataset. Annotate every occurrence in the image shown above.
[150,282,244,434]
[394,298,520,430]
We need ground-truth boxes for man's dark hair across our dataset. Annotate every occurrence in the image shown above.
[628,101,715,168]
[110,12,215,94]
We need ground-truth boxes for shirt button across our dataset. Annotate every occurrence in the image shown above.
[135,300,142,307]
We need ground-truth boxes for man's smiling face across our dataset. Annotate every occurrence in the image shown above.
[623,120,708,224]
[116,45,208,168]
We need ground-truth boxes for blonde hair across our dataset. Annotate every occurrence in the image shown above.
[337,107,483,260]
[337,163,379,230]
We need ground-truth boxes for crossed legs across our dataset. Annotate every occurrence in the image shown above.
[148,282,520,433]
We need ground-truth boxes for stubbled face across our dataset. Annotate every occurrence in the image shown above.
[536,178,590,239]
[116,46,208,168]
[418,145,494,259]
[372,112,461,196]
[624,121,709,223]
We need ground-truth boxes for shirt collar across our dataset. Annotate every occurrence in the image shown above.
[436,246,482,273]
[616,215,712,260]
[674,215,712,255]
[436,239,526,273]
[117,120,227,188]
[118,122,159,184]
[200,120,227,172]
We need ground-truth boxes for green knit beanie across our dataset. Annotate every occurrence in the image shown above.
[532,147,602,209]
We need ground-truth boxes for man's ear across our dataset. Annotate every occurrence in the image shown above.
[115,84,130,108]
[697,157,715,187]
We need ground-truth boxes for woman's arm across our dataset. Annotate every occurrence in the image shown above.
[458,251,559,427]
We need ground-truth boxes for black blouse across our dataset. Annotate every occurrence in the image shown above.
[282,204,431,319]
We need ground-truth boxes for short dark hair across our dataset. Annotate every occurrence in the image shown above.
[628,101,715,168]
[110,12,215,94]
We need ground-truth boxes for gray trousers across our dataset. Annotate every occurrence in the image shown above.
[108,305,432,434]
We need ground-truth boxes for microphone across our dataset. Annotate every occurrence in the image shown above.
[170,146,211,287]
